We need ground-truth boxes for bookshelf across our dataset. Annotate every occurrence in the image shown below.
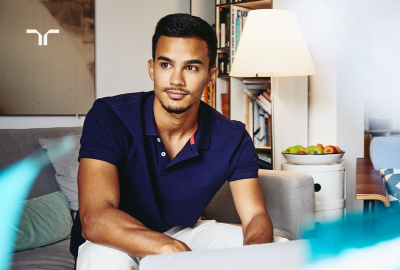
[215,0,274,169]
[192,0,309,170]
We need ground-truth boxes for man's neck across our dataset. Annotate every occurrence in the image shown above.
[153,97,199,141]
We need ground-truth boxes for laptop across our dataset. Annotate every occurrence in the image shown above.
[140,240,309,270]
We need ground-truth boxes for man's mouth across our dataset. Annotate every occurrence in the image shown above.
[164,88,189,100]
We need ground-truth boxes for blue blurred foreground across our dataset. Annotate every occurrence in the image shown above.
[303,210,400,270]
[0,137,75,270]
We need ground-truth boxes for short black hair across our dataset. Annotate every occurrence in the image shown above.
[152,13,218,70]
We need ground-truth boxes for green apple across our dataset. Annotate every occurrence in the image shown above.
[310,148,323,154]
[308,145,316,149]
[294,145,305,151]
[304,148,312,154]
[286,147,298,154]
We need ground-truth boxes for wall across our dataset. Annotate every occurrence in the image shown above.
[275,0,400,211]
[191,0,215,26]
[0,0,190,129]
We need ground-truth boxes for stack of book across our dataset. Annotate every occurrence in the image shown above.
[243,78,272,147]
[257,151,272,170]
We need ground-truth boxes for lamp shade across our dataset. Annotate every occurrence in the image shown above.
[229,9,316,77]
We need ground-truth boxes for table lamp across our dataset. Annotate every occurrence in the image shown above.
[229,9,316,78]
[229,9,316,169]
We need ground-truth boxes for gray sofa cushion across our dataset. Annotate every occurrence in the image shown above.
[39,135,80,211]
[0,127,82,199]
[11,240,74,270]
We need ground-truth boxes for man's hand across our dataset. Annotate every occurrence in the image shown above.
[229,178,274,245]
[78,158,191,257]
[160,240,191,254]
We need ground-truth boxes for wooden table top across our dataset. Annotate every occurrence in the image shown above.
[355,158,389,207]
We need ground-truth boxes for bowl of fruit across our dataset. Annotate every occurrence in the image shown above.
[282,144,344,165]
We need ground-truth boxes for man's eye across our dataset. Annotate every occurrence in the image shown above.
[161,63,171,68]
[186,65,198,71]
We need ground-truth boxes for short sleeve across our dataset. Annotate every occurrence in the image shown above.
[228,130,259,182]
[79,100,127,166]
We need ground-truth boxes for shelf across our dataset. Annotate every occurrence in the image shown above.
[216,4,230,7]
[256,146,271,150]
[217,47,230,51]
[218,74,230,78]
[364,129,400,134]
[231,0,272,9]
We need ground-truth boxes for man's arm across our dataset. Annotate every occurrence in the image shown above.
[229,178,273,245]
[78,158,191,257]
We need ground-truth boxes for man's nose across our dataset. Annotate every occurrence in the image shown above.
[170,69,185,86]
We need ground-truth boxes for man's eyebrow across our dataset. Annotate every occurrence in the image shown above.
[157,56,203,65]
[157,56,173,63]
[184,59,204,65]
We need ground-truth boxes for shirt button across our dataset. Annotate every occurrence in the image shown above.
[161,152,166,157]
[157,138,161,142]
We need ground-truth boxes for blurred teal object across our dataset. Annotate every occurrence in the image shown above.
[302,210,400,268]
[0,137,75,270]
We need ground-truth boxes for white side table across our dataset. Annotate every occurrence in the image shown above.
[282,162,346,225]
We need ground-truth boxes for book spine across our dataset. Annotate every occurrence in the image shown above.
[258,94,272,109]
[244,89,272,115]
[249,100,253,139]
[244,84,269,90]
[216,7,220,48]
[235,18,240,53]
[259,107,266,146]
[242,79,271,84]
[221,23,226,48]
[231,6,235,65]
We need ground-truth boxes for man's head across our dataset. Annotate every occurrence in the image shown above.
[152,13,217,70]
[148,14,218,115]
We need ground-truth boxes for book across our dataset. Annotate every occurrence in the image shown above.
[244,94,250,134]
[235,18,240,53]
[253,102,261,147]
[244,89,272,115]
[244,83,270,90]
[242,79,271,84]
[230,5,250,65]
[249,99,253,139]
[221,23,226,48]
[258,94,271,110]
[257,151,272,170]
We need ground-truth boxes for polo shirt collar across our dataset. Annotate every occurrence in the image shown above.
[144,92,210,150]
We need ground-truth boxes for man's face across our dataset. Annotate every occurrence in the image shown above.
[148,36,217,114]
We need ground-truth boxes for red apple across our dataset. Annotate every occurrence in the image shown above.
[297,151,307,155]
[323,145,338,154]
[335,146,341,153]
[316,144,324,149]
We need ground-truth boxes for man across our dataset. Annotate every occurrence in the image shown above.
[71,13,274,270]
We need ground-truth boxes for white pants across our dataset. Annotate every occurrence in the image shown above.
[77,220,287,270]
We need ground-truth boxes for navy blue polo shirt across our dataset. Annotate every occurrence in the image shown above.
[70,91,259,258]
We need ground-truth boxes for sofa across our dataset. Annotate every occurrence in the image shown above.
[0,127,315,270]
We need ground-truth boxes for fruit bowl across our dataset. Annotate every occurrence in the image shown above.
[281,151,345,165]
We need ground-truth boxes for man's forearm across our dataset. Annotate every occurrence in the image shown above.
[242,213,273,245]
[81,206,190,258]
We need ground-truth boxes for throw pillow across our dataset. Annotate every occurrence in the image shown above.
[380,168,400,210]
[39,135,80,211]
[13,191,73,252]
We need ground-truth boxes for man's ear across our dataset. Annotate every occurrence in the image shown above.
[148,59,155,81]
[207,66,219,87]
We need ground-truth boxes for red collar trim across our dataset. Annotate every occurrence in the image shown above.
[190,128,197,145]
